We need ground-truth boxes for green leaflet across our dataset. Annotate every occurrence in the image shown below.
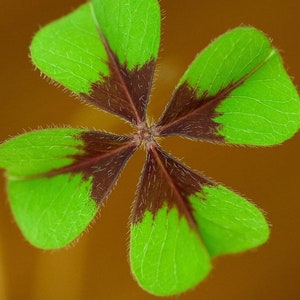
[0,128,138,248]
[190,185,270,257]
[0,128,97,248]
[30,4,109,94]
[8,173,97,249]
[178,27,300,145]
[30,0,160,95]
[130,206,211,296]
[92,0,160,70]
[129,146,270,295]
[130,184,269,296]
[0,128,84,177]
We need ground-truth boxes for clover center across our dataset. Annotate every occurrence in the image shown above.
[135,122,157,149]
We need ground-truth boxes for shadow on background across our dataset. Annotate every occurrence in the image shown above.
[0,0,299,299]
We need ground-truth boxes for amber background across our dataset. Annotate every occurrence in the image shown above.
[0,0,299,299]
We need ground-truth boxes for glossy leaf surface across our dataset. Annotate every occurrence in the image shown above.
[130,147,269,295]
[9,173,97,249]
[92,0,160,70]
[0,129,136,248]
[130,207,211,296]
[190,185,269,257]
[157,27,300,145]
[0,128,85,176]
[30,4,108,95]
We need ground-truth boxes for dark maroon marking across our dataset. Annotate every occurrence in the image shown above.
[80,33,156,125]
[131,145,216,228]
[47,131,137,204]
[155,70,260,142]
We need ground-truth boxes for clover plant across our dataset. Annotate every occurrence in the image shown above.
[0,0,299,296]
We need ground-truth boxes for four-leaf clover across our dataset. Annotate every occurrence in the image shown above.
[0,0,299,296]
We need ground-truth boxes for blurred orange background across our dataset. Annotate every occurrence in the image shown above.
[0,0,299,299]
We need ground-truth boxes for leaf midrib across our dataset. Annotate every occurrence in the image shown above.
[8,141,136,181]
[151,147,199,231]
[90,3,142,125]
